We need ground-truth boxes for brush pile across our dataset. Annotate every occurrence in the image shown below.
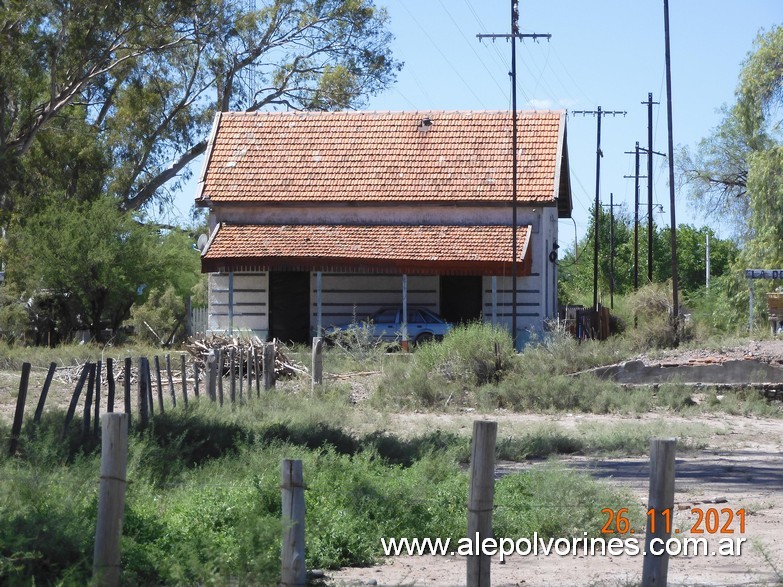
[184,335,307,378]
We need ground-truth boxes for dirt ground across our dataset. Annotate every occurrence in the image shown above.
[2,341,783,586]
[327,340,783,587]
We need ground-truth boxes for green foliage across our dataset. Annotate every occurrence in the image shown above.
[0,404,640,584]
[0,282,28,344]
[494,465,642,539]
[374,322,515,408]
[0,0,400,212]
[3,200,201,342]
[558,201,737,306]
[5,197,158,339]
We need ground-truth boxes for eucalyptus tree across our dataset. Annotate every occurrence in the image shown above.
[0,0,400,213]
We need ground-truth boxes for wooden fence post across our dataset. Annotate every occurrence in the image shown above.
[83,363,96,438]
[229,348,237,404]
[642,438,677,587]
[311,337,323,389]
[180,354,188,408]
[94,361,102,438]
[207,351,217,402]
[92,413,129,587]
[193,361,200,398]
[145,358,154,417]
[9,362,31,456]
[63,363,91,438]
[154,356,164,414]
[138,358,149,427]
[254,346,260,396]
[217,348,225,406]
[106,358,115,414]
[34,362,57,424]
[123,358,132,428]
[281,459,306,587]
[467,420,497,587]
[166,354,176,408]
[264,342,276,390]
[238,347,244,402]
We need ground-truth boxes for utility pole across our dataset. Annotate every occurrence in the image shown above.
[478,1,550,347]
[602,194,622,309]
[643,92,660,283]
[663,0,680,343]
[572,107,626,311]
[624,143,647,291]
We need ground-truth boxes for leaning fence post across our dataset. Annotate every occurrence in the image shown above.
[9,362,31,456]
[92,413,129,587]
[34,362,57,424]
[311,337,323,389]
[154,356,164,414]
[281,459,306,587]
[264,342,276,390]
[467,420,497,587]
[63,363,91,438]
[642,438,677,587]
[83,363,96,439]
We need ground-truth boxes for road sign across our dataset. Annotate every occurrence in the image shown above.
[745,269,783,280]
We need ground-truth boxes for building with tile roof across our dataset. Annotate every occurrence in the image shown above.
[196,109,572,344]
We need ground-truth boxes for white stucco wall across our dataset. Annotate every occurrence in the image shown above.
[208,272,268,337]
[205,204,563,341]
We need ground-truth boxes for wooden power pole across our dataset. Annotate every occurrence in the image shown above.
[572,107,626,311]
[478,1,550,347]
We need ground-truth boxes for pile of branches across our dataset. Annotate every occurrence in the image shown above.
[184,335,307,378]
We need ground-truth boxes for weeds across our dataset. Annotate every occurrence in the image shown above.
[0,407,641,585]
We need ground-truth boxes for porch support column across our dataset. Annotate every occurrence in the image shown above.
[316,271,323,336]
[228,271,234,335]
[491,277,498,325]
[402,274,408,350]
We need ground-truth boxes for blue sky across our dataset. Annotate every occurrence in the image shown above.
[177,0,779,252]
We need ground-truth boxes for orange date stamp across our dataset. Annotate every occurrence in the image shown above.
[601,507,746,535]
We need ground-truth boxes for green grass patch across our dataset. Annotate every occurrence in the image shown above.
[1,405,642,585]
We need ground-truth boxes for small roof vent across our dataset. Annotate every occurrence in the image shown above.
[417,117,433,132]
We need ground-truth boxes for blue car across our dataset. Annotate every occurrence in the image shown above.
[339,306,452,345]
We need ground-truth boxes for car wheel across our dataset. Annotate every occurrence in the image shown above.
[414,332,434,346]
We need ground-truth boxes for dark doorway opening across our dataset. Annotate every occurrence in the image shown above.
[440,275,483,324]
[269,271,310,343]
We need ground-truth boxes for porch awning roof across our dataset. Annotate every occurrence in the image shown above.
[201,223,533,276]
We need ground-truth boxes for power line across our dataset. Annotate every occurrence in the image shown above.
[476,0,551,346]
[570,107,627,311]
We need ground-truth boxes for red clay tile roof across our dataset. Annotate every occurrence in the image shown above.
[197,110,568,206]
[202,223,532,276]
